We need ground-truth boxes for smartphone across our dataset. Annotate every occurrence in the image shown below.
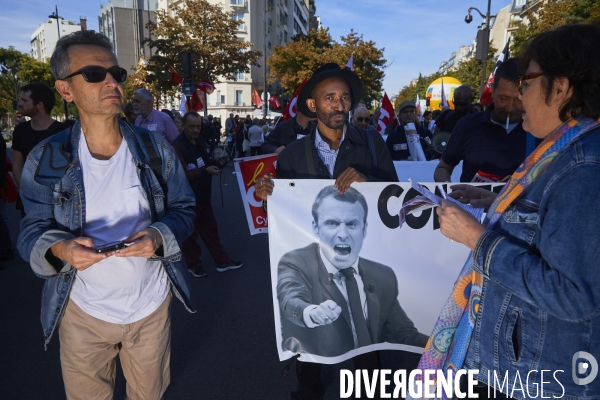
[95,241,126,254]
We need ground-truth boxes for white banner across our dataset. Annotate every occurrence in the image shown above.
[393,160,462,182]
[269,180,501,364]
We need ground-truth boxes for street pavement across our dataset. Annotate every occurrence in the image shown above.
[0,150,420,399]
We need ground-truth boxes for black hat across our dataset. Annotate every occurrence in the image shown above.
[297,63,363,118]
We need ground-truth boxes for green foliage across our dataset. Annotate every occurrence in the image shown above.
[141,0,262,99]
[0,46,77,119]
[268,28,387,107]
[511,0,600,55]
[393,45,497,111]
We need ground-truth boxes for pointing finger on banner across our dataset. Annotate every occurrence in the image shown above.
[255,173,274,201]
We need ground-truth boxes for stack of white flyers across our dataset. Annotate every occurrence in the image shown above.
[399,179,485,227]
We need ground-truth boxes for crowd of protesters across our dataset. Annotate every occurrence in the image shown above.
[2,22,599,400]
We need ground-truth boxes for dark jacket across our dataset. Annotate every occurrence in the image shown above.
[262,117,316,154]
[278,243,429,357]
[386,122,433,161]
[277,123,398,182]
[172,133,216,204]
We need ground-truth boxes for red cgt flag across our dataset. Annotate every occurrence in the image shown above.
[281,77,308,122]
[480,39,510,107]
[376,92,396,133]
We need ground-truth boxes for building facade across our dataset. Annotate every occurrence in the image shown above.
[157,0,312,121]
[98,0,157,73]
[31,19,84,61]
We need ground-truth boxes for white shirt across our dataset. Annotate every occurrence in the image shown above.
[69,130,169,324]
[303,249,368,348]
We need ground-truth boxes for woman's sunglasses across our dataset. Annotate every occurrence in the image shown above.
[58,65,128,83]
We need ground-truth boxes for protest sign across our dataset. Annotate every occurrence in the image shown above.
[233,154,277,235]
[268,180,502,364]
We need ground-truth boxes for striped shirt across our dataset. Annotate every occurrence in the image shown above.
[314,125,347,178]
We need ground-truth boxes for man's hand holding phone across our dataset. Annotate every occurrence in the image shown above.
[115,228,163,259]
[50,237,107,271]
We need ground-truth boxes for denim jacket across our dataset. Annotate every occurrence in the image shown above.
[465,126,600,399]
[17,120,196,348]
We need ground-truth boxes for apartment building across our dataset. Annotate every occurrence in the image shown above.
[99,0,158,73]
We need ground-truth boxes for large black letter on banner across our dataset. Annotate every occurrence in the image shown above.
[378,184,404,229]
[403,188,431,230]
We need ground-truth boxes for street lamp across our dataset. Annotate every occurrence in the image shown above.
[49,5,69,121]
[465,1,496,95]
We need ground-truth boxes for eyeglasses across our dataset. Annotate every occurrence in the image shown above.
[517,72,544,95]
[355,117,370,122]
[400,109,416,114]
[58,65,128,83]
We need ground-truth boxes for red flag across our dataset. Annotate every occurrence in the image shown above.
[480,39,510,106]
[281,77,308,121]
[376,92,396,133]
[252,88,263,109]
[269,94,281,109]
[187,90,204,112]
[168,63,183,85]
[196,80,215,94]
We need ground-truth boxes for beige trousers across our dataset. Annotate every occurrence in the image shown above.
[59,292,172,400]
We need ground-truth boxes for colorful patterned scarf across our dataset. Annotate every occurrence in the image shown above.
[416,117,600,399]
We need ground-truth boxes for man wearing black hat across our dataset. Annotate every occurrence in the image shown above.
[386,101,434,161]
[255,63,400,400]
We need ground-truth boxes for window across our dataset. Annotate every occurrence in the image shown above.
[231,0,244,4]
[233,71,245,80]
[515,0,526,6]
[216,90,221,105]
[233,13,245,30]
[235,90,243,106]
[221,94,226,104]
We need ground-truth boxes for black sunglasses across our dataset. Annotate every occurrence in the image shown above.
[355,117,370,122]
[59,65,128,83]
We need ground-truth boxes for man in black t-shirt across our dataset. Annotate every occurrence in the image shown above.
[12,83,68,188]
[261,110,316,154]
[434,85,474,134]
[434,58,530,183]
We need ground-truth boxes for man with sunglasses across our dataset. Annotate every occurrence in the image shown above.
[434,58,532,183]
[16,30,195,400]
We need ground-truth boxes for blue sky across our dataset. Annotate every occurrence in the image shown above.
[0,0,508,96]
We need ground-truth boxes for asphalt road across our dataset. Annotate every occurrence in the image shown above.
[0,150,421,400]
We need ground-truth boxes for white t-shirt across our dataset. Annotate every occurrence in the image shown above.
[69,131,169,324]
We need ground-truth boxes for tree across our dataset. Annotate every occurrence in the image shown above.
[393,45,497,111]
[267,28,387,107]
[0,47,76,119]
[141,0,261,98]
[511,0,600,55]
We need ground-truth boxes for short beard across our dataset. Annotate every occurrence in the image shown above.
[316,108,348,130]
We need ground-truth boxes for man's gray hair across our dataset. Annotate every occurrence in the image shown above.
[252,118,259,125]
[134,88,154,102]
[50,30,114,80]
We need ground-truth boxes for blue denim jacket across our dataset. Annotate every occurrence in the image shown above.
[17,120,196,348]
[465,126,600,399]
